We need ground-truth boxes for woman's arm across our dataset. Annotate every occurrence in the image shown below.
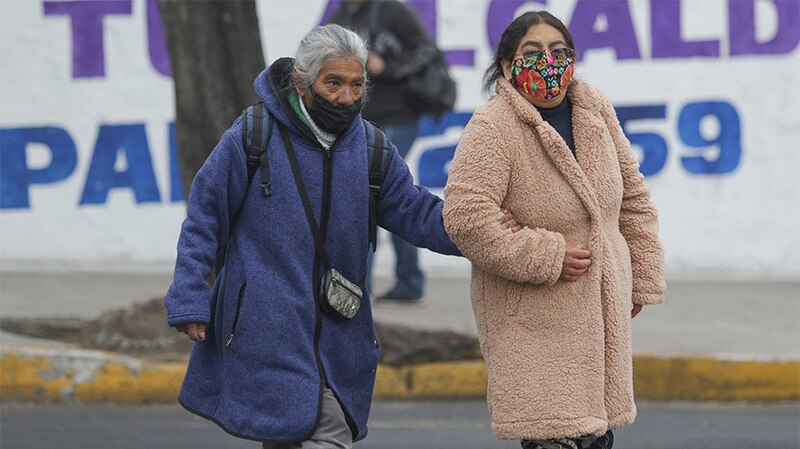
[165,123,249,327]
[601,100,666,305]
[443,120,566,284]
[375,142,461,257]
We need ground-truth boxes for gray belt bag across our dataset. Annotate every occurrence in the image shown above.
[280,125,363,320]
[320,268,362,319]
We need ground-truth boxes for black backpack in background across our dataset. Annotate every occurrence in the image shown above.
[368,1,456,116]
[403,48,456,116]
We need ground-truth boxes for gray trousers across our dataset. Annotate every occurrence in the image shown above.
[262,386,353,449]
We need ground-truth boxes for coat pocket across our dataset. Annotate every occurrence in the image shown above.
[224,283,247,348]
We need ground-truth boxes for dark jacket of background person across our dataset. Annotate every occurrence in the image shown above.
[329,0,438,126]
[164,57,460,443]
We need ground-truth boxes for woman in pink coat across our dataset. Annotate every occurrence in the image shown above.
[443,11,665,449]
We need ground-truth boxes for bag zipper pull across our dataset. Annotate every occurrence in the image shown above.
[225,333,235,348]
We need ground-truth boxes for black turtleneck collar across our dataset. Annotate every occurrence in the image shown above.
[536,97,576,158]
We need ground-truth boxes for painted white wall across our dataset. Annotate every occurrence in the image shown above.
[1,0,798,280]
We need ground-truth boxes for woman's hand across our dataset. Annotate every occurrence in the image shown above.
[560,241,592,282]
[500,209,522,233]
[367,52,385,76]
[631,304,643,318]
[176,322,206,342]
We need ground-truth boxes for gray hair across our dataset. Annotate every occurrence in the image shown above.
[294,24,368,90]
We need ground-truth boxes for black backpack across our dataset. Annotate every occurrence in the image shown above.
[402,48,457,116]
[215,102,392,275]
[368,1,456,116]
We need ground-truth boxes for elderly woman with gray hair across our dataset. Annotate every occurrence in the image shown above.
[163,24,500,448]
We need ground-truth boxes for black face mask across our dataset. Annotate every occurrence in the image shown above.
[308,93,362,134]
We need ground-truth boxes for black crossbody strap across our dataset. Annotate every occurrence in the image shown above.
[278,124,332,271]
[366,122,385,251]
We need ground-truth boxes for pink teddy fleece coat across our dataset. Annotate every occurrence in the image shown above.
[443,79,665,440]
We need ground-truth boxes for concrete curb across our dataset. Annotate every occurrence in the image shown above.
[2,345,798,403]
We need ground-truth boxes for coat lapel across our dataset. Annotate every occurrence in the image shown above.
[497,80,602,223]
[570,83,612,204]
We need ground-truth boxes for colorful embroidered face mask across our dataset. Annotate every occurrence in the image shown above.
[510,48,575,100]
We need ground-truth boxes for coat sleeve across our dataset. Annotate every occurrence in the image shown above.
[164,122,249,326]
[601,99,666,305]
[376,143,461,257]
[443,120,566,285]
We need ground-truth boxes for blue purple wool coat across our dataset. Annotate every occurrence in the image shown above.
[164,58,460,443]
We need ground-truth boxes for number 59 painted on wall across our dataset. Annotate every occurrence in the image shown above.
[417,100,742,188]
[616,100,741,177]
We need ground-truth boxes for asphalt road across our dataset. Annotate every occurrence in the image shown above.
[1,401,797,449]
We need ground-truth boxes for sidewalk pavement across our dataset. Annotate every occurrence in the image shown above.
[1,268,798,403]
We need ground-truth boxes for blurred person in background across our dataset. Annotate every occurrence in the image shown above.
[328,0,439,302]
[443,11,665,449]
[164,24,464,449]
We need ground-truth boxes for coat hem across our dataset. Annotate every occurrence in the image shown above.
[177,396,319,444]
[492,415,609,440]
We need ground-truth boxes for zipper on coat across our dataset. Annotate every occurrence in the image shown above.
[225,283,247,348]
[321,140,361,438]
[313,141,335,384]
[321,144,334,233]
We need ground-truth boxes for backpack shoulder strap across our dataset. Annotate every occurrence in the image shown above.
[242,102,273,196]
[216,103,273,276]
[363,119,393,251]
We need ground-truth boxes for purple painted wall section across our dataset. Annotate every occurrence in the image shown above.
[318,0,342,25]
[486,0,547,52]
[651,0,720,58]
[43,0,132,78]
[42,0,799,80]
[729,0,800,56]
[146,0,171,76]
[407,0,437,39]
[444,49,474,66]
[486,0,797,60]
[568,0,641,60]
